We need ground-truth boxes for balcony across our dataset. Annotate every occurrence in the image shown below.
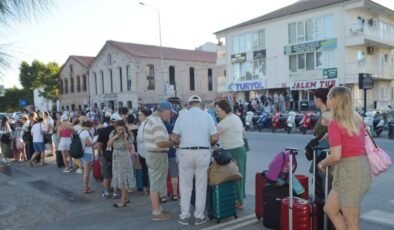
[345,61,394,80]
[345,24,394,48]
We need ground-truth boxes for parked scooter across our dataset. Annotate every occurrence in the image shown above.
[245,111,255,131]
[364,111,384,137]
[286,111,297,134]
[271,112,288,133]
[299,111,312,135]
[388,105,394,139]
[257,111,270,132]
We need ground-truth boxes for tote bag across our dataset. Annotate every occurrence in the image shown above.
[365,129,392,176]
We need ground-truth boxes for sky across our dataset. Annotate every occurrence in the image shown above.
[1,0,394,89]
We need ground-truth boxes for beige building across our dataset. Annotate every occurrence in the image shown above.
[88,40,218,112]
[58,55,95,111]
[215,0,394,111]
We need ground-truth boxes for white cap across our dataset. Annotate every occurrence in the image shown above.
[60,114,69,122]
[110,113,122,121]
[188,95,202,103]
[104,111,112,117]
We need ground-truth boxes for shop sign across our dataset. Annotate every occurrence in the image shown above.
[231,53,246,63]
[284,38,337,55]
[102,94,118,100]
[358,73,373,89]
[323,68,337,79]
[253,50,266,59]
[227,80,265,92]
[290,79,337,91]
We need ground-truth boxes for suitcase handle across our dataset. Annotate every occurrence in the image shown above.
[285,147,298,230]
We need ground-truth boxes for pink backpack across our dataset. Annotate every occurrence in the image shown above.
[266,150,297,182]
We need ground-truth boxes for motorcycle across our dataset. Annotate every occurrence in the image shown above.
[299,111,312,135]
[364,111,384,137]
[245,111,255,131]
[286,111,297,134]
[257,111,270,132]
[388,105,394,139]
[271,112,288,133]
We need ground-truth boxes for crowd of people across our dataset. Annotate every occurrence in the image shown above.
[0,86,373,229]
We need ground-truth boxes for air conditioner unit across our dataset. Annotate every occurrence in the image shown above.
[367,18,378,28]
[367,46,376,55]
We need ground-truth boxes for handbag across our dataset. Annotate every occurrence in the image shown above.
[1,133,12,144]
[365,129,392,176]
[304,132,326,161]
[212,148,232,165]
[208,160,242,186]
[103,147,113,161]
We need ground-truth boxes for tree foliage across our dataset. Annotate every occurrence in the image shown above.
[0,86,31,112]
[18,60,60,100]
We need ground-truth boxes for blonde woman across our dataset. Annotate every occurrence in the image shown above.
[318,86,371,230]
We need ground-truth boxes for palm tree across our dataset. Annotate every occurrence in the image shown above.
[0,0,53,75]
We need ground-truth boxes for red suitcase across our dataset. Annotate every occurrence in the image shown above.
[280,148,317,230]
[255,171,266,220]
[167,176,179,196]
[93,157,103,181]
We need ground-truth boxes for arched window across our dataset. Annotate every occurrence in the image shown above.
[146,64,155,90]
[93,72,97,95]
[59,80,63,94]
[118,67,123,92]
[189,67,195,91]
[208,68,213,91]
[169,66,176,90]
[100,71,104,93]
[126,65,132,91]
[64,79,69,94]
[70,78,74,93]
[109,69,113,92]
[82,75,87,91]
[77,76,81,92]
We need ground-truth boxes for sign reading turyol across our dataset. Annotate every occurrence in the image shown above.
[284,38,337,55]
[290,79,337,91]
[228,80,265,92]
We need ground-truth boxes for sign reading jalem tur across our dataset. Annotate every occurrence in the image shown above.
[284,38,337,55]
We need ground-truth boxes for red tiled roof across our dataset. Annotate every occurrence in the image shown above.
[71,55,95,67]
[107,40,216,63]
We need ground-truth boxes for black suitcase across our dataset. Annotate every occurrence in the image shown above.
[56,150,65,168]
[263,183,289,229]
[208,181,237,223]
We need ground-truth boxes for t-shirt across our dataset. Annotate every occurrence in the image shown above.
[97,125,115,151]
[31,123,44,143]
[143,113,169,152]
[79,129,93,154]
[45,117,54,134]
[137,120,147,157]
[217,113,245,149]
[328,120,366,158]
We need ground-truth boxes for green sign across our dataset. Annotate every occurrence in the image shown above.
[231,53,246,63]
[284,38,337,55]
[323,68,337,79]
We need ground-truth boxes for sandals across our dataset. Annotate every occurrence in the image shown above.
[83,189,96,194]
[160,196,167,203]
[171,195,179,201]
[113,203,127,208]
[143,191,150,196]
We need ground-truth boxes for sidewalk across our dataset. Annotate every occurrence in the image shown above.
[0,156,263,230]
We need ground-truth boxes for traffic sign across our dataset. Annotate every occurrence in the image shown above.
[19,99,27,108]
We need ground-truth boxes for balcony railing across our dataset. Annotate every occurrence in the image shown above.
[345,23,394,45]
[345,61,394,79]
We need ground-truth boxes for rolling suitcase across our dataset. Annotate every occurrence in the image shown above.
[208,181,238,223]
[92,156,103,181]
[255,171,267,220]
[280,147,321,230]
[263,182,289,229]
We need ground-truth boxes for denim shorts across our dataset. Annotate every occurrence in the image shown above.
[33,142,45,153]
[80,153,93,164]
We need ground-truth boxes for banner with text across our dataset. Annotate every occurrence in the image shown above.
[289,79,337,91]
[227,80,265,92]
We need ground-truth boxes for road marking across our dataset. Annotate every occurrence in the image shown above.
[201,214,255,230]
[361,210,394,227]
[227,219,260,229]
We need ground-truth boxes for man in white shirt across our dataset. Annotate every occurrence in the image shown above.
[171,95,218,226]
[28,117,46,166]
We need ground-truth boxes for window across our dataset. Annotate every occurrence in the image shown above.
[232,35,240,53]
[189,67,195,91]
[289,55,297,72]
[357,51,365,63]
[146,64,155,90]
[169,66,176,90]
[208,68,213,91]
[316,52,323,69]
[94,72,97,95]
[82,75,87,91]
[306,52,315,71]
[297,21,305,43]
[288,23,297,44]
[109,69,113,93]
[118,101,123,109]
[77,76,81,92]
[107,54,112,65]
[380,86,389,99]
[100,71,104,93]
[59,80,63,94]
[253,59,266,78]
[118,67,123,92]
[69,65,73,74]
[126,65,132,91]
[94,103,98,109]
[64,79,68,94]
[305,18,314,41]
[127,101,132,109]
[298,54,305,70]
[70,78,74,93]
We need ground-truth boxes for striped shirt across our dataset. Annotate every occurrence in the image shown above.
[143,113,169,152]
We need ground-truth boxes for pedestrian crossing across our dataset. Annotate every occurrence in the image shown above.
[361,199,394,228]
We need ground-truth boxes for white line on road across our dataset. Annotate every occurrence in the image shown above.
[361,210,394,227]
[226,219,260,229]
[201,214,256,230]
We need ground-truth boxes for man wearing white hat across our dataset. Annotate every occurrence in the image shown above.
[171,95,218,226]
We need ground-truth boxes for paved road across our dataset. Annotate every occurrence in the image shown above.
[0,131,393,229]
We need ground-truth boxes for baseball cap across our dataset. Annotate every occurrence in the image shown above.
[110,113,122,121]
[60,114,69,122]
[188,95,202,103]
[157,101,174,112]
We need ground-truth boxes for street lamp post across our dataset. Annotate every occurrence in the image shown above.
[139,2,166,100]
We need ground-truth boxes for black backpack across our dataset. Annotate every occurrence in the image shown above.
[69,131,84,159]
